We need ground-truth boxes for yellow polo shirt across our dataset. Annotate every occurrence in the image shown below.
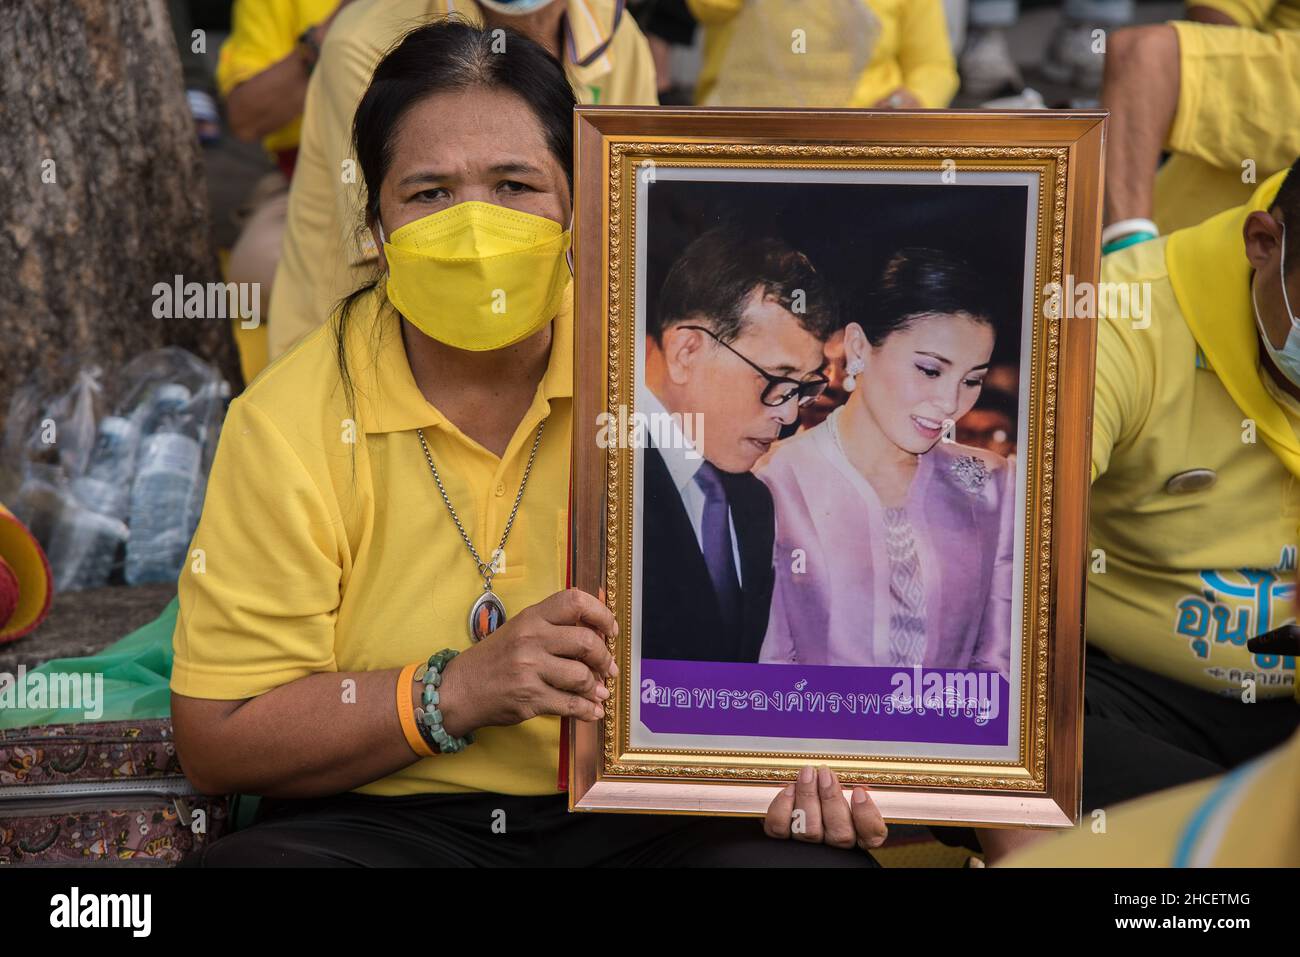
[1089,174,1298,700]
[1153,2,1300,232]
[686,0,958,109]
[171,285,575,797]
[1001,729,1300,866]
[268,0,657,360]
[1191,0,1300,28]
[216,0,338,155]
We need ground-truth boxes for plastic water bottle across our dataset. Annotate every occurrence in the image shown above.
[47,504,128,591]
[125,392,202,585]
[180,380,229,538]
[132,383,191,436]
[43,418,141,590]
[83,416,141,519]
[10,465,67,551]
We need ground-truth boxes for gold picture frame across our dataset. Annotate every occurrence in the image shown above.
[569,108,1105,828]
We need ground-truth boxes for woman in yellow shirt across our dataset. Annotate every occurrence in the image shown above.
[172,17,881,867]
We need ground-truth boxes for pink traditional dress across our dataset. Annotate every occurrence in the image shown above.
[756,406,1015,676]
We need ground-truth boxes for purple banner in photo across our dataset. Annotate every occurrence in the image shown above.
[639,660,1010,745]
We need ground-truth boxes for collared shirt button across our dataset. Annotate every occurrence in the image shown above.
[495,482,506,497]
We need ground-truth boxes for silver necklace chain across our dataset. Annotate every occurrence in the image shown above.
[416,419,546,592]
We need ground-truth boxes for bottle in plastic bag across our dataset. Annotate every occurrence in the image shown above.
[181,380,230,539]
[47,504,129,592]
[135,383,192,437]
[43,414,142,591]
[84,416,141,518]
[125,387,202,585]
[42,474,133,591]
[9,464,68,551]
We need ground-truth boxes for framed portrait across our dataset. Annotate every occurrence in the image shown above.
[568,108,1105,827]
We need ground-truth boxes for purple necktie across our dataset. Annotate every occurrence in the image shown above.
[693,461,741,636]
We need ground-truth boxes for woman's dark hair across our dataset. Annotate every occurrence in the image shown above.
[333,17,577,427]
[861,247,997,347]
[352,16,576,225]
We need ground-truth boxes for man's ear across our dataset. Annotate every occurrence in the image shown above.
[1244,210,1283,273]
[660,324,705,386]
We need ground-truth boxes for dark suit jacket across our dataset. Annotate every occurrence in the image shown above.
[640,446,775,662]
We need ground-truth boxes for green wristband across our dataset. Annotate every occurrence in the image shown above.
[415,648,474,754]
[1101,230,1157,256]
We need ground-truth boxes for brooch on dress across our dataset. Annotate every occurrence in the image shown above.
[949,455,991,494]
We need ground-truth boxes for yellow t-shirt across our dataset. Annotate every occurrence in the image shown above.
[1089,193,1298,699]
[170,286,576,797]
[687,0,958,109]
[1154,6,1300,232]
[216,0,339,155]
[1001,729,1300,866]
[1191,0,1300,29]
[268,0,657,360]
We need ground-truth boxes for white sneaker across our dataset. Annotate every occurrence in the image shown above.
[1040,21,1109,91]
[960,28,1024,100]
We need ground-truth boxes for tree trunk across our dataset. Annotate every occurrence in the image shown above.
[0,0,243,440]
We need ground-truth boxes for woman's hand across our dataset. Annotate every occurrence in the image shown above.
[764,765,888,852]
[436,588,617,738]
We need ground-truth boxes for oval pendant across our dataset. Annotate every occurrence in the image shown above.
[469,590,506,641]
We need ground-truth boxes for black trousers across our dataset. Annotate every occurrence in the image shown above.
[182,790,880,868]
[1078,647,1298,809]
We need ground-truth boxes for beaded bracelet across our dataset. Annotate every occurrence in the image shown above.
[415,649,474,754]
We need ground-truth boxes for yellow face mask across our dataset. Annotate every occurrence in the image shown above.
[380,201,572,352]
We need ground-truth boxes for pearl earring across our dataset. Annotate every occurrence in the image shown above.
[844,357,865,393]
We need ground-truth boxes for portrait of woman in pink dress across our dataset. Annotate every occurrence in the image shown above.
[757,248,1016,676]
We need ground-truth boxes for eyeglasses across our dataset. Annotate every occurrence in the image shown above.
[680,325,830,408]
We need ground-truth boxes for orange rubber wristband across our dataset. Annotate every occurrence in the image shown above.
[397,662,436,757]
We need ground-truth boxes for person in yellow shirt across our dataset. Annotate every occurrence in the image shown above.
[985,163,1300,861]
[172,19,877,867]
[219,0,352,383]
[1001,621,1300,866]
[687,0,958,109]
[1000,726,1300,866]
[1099,0,1300,253]
[267,0,658,363]
[218,0,350,167]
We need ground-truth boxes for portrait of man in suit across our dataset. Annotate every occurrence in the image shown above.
[639,226,840,662]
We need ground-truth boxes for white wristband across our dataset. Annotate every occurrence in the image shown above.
[1102,218,1159,246]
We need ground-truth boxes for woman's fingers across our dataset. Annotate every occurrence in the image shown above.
[818,767,857,849]
[543,625,615,678]
[764,768,885,853]
[539,588,618,639]
[790,765,824,842]
[538,652,609,703]
[764,782,798,839]
[535,686,605,723]
[851,787,889,850]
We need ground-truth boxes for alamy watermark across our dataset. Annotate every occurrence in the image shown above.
[152,274,260,329]
[0,667,104,720]
[595,404,705,459]
[1043,276,1153,329]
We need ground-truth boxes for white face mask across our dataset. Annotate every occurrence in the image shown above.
[1253,223,1300,387]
